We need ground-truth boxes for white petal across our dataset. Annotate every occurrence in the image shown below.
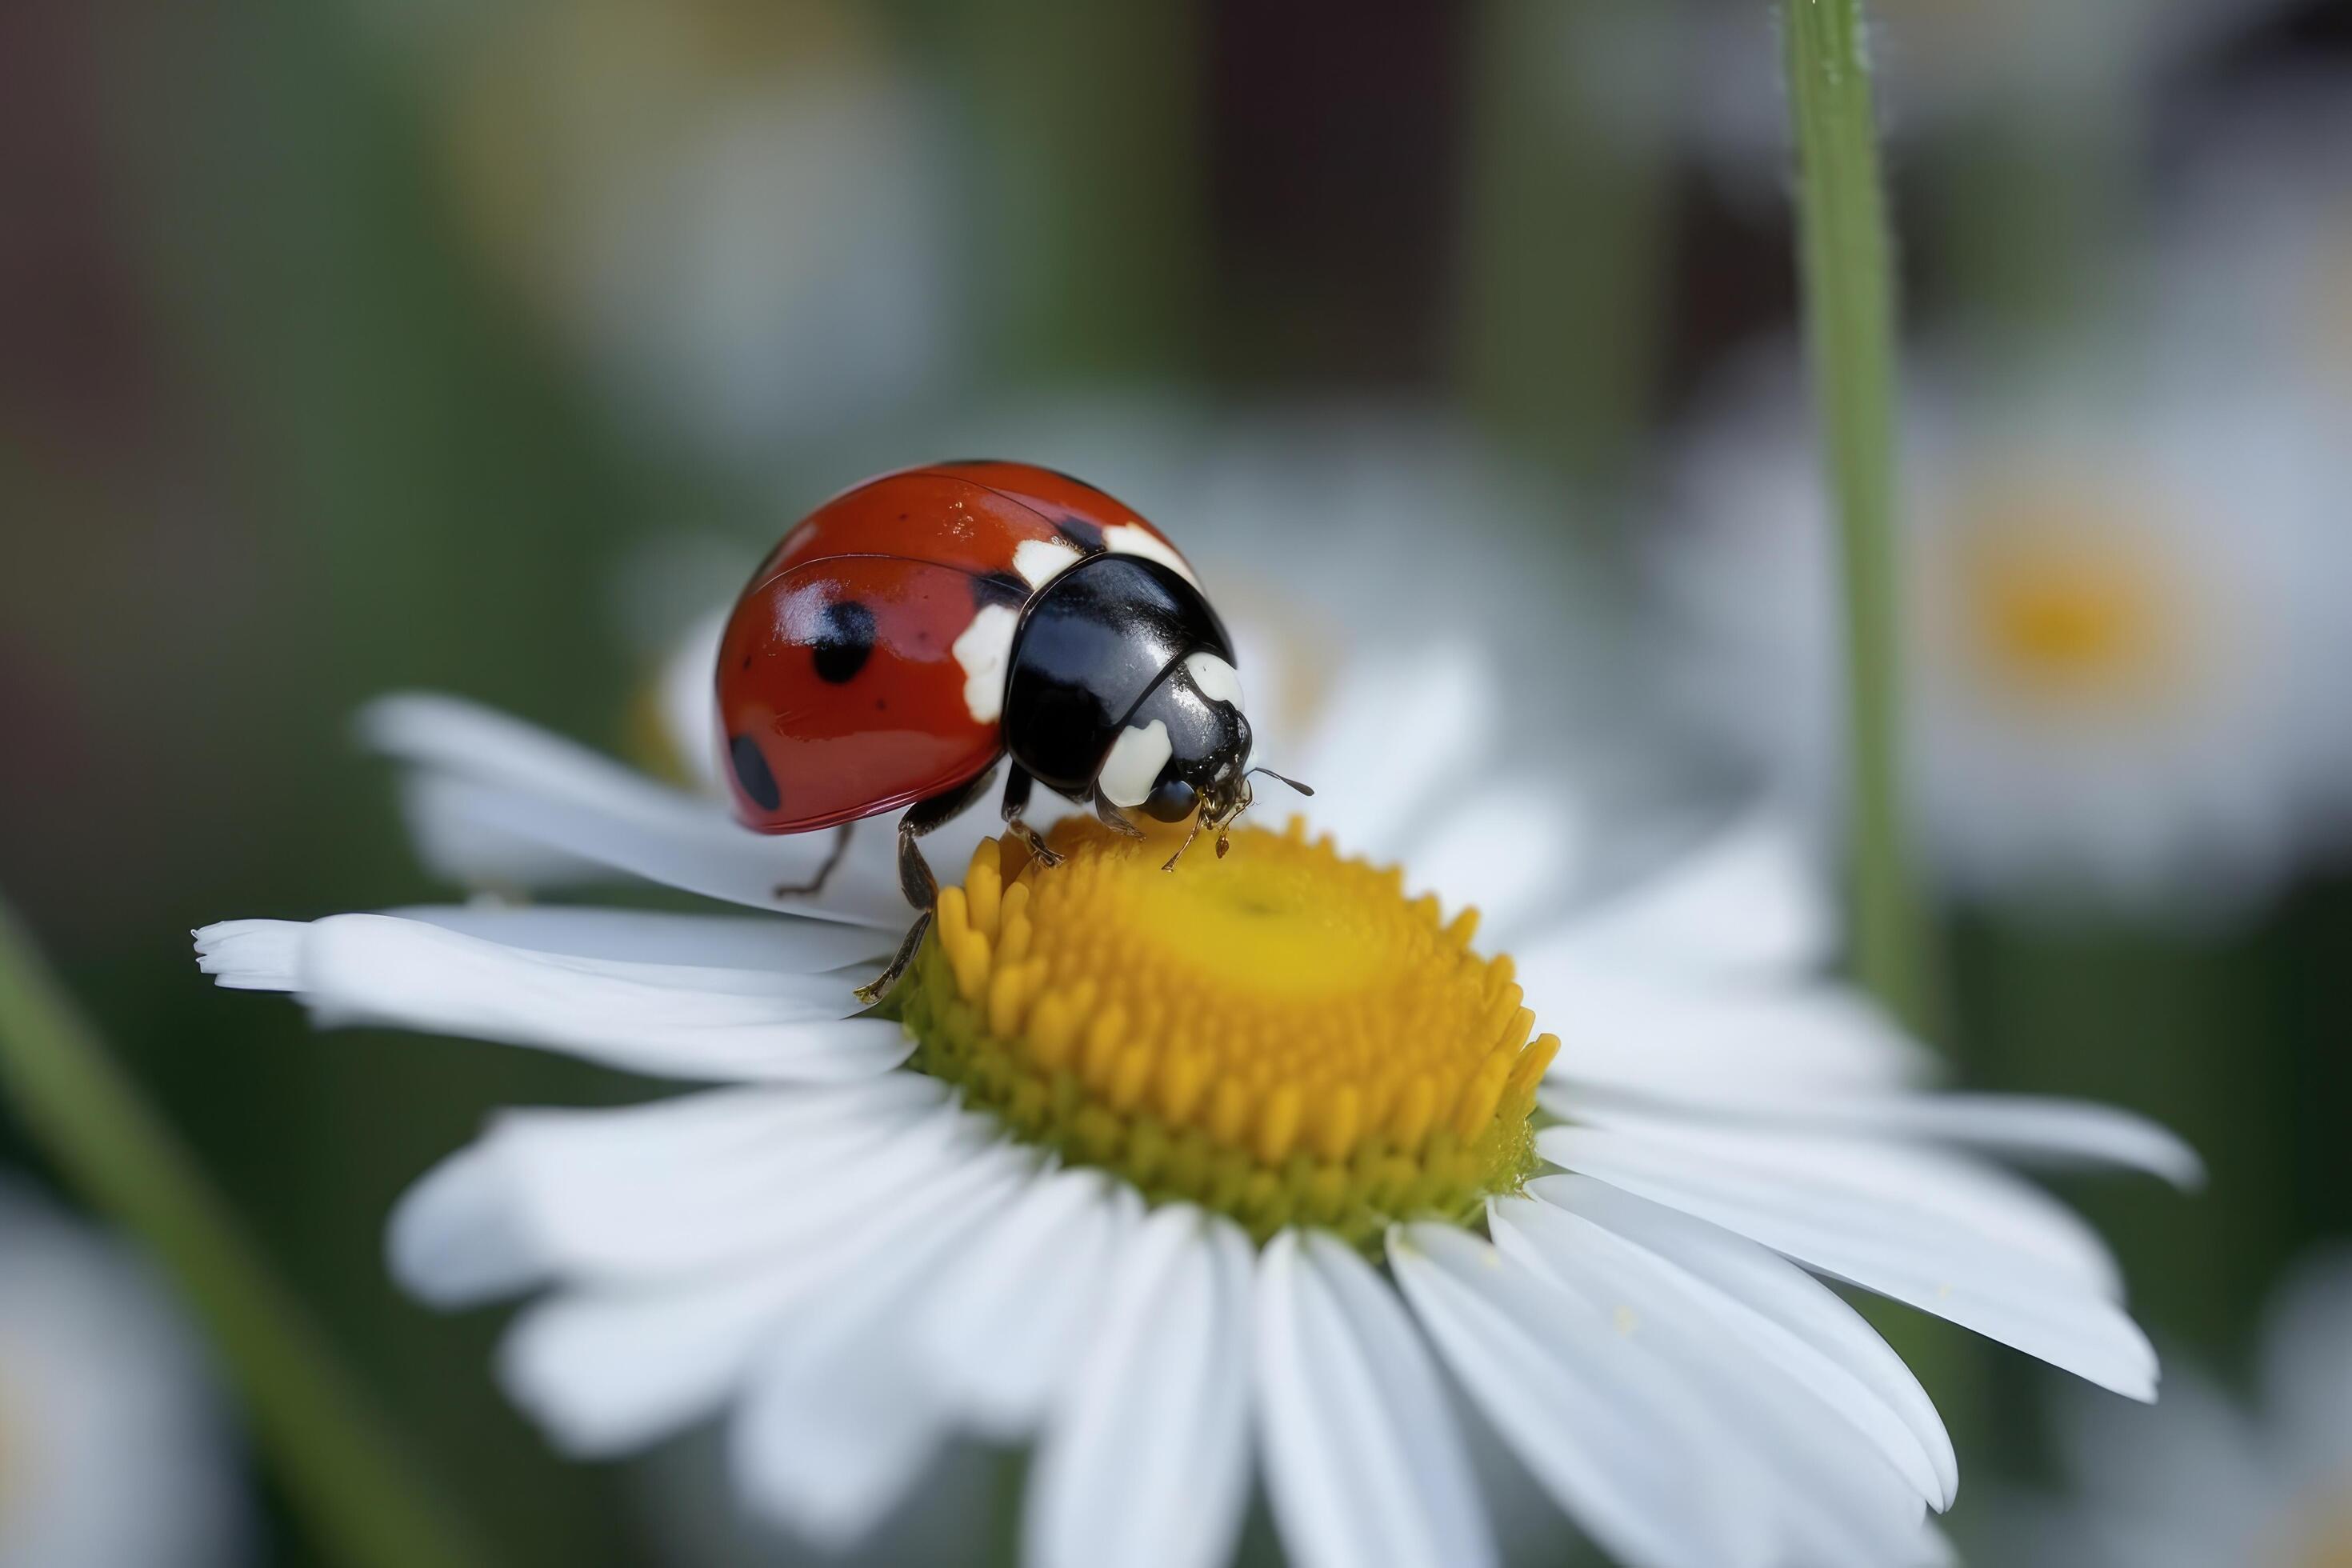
[383,770,612,890]
[362,693,910,924]
[190,918,304,990]
[730,1162,1038,1550]
[1531,1174,1958,1510]
[1522,810,1831,978]
[388,1081,958,1305]
[497,1142,1032,1455]
[1540,1122,2160,1398]
[1390,1224,1762,1568]
[1490,1195,1932,1567]
[910,1169,1142,1438]
[1685,1094,2204,1188]
[1392,781,1582,947]
[1529,970,1934,1110]
[1285,646,1494,861]
[1544,1114,2126,1297]
[1254,1230,1497,1568]
[1025,1207,1254,1568]
[197,914,907,1082]
[656,606,730,796]
[386,1138,544,1306]
[385,902,890,973]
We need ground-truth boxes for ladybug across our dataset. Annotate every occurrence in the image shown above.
[715,460,1306,998]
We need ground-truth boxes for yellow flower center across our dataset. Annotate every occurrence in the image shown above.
[896,819,1558,1246]
[1945,494,2190,714]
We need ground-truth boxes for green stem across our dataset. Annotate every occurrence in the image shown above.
[1782,0,1934,1034]
[987,1443,1031,1568]
[0,897,490,1568]
[1783,0,1977,1460]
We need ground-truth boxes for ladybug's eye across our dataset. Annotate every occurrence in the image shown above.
[1142,775,1198,822]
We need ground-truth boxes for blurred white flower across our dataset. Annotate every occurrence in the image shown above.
[2004,1251,2352,1568]
[1651,346,2352,917]
[373,0,962,466]
[0,1180,246,1568]
[197,596,2194,1568]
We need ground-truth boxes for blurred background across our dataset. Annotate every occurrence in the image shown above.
[3,0,2350,1562]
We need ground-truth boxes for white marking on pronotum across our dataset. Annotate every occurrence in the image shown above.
[951,603,1020,723]
[1182,650,1243,709]
[1012,538,1083,588]
[1098,719,1174,808]
[1103,523,1199,586]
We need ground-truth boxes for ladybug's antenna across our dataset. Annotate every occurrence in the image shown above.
[1246,766,1314,798]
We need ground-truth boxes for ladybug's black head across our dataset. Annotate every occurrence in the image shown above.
[1094,651,1312,866]
[1096,649,1250,822]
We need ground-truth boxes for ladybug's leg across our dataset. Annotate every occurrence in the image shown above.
[891,765,998,909]
[852,767,998,1006]
[852,911,931,1010]
[998,765,1063,867]
[1092,791,1147,839]
[772,823,852,901]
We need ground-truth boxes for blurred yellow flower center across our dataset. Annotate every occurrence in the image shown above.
[2298,1494,2352,1568]
[1952,498,2186,710]
[898,819,1556,1246]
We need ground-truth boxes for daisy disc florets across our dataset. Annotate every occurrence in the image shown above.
[901,820,1554,1248]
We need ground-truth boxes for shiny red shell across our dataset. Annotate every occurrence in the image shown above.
[716,461,1195,833]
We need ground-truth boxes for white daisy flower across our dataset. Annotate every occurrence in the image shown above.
[0,1178,247,1568]
[1652,346,2352,916]
[2001,1250,2352,1567]
[195,619,2194,1568]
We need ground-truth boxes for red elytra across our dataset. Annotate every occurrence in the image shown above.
[714,460,1196,834]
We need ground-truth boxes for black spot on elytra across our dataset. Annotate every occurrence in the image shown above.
[729,735,781,812]
[811,601,878,683]
[971,570,1028,609]
[739,652,753,670]
[1054,514,1106,553]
